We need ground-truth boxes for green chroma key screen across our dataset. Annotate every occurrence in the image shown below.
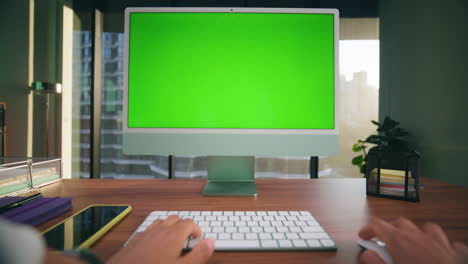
[128,12,335,129]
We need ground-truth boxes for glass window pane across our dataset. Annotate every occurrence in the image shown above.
[100,32,168,179]
[319,18,380,178]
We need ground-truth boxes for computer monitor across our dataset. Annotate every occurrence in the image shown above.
[123,7,339,196]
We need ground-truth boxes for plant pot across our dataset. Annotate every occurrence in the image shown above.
[365,147,421,202]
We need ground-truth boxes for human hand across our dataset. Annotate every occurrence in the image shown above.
[109,215,215,264]
[358,217,468,264]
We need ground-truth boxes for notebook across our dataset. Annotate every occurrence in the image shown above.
[0,196,72,226]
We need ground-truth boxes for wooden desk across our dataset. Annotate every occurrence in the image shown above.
[36,178,468,264]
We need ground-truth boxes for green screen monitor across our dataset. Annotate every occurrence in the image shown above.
[123,8,339,196]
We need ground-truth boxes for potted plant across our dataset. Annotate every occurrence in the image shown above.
[352,116,420,202]
[352,116,413,175]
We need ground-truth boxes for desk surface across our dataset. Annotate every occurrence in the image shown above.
[36,178,468,264]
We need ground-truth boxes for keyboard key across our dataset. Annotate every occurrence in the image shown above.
[320,239,335,247]
[261,240,279,248]
[179,211,189,216]
[263,216,275,221]
[247,221,258,227]
[251,227,263,233]
[223,221,234,227]
[293,240,307,247]
[289,227,301,233]
[213,211,223,216]
[246,211,256,216]
[295,221,307,226]
[235,221,246,227]
[213,227,224,233]
[286,233,299,240]
[141,220,154,227]
[306,221,320,227]
[267,211,278,216]
[218,233,230,240]
[218,216,228,221]
[275,216,286,221]
[277,227,289,233]
[259,233,272,240]
[226,227,237,233]
[302,226,324,232]
[278,211,289,216]
[136,226,147,233]
[278,240,293,248]
[306,240,321,248]
[246,233,258,240]
[229,216,240,221]
[202,211,212,216]
[168,211,178,215]
[252,216,262,221]
[257,211,267,216]
[300,211,311,216]
[189,211,201,216]
[232,233,244,240]
[214,240,260,249]
[272,233,285,240]
[299,215,316,221]
[272,221,283,227]
[194,216,204,221]
[151,211,167,216]
[241,216,251,221]
[289,211,301,216]
[286,216,298,221]
[210,221,222,227]
[239,227,250,233]
[206,216,216,221]
[146,215,158,221]
[300,233,329,239]
[283,221,295,227]
[264,227,275,233]
[223,211,234,216]
[235,212,245,216]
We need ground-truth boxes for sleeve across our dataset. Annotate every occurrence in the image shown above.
[0,217,45,264]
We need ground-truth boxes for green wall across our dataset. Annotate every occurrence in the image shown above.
[0,0,31,157]
[379,0,468,187]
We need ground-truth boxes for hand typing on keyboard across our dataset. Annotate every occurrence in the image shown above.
[109,215,215,264]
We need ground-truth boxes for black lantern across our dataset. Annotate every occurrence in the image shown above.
[365,148,421,202]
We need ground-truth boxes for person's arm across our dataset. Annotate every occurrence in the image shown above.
[358,217,468,264]
[109,215,215,264]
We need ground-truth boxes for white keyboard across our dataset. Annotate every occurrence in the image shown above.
[126,211,337,251]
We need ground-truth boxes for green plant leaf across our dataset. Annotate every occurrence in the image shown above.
[352,155,364,166]
[380,116,399,131]
[352,144,364,152]
[371,120,380,126]
[360,165,366,175]
[365,135,384,145]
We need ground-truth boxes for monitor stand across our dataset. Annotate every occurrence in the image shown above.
[202,156,257,197]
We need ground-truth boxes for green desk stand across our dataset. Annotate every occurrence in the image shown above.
[202,156,257,197]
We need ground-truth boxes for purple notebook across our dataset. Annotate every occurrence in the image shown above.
[0,197,72,226]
